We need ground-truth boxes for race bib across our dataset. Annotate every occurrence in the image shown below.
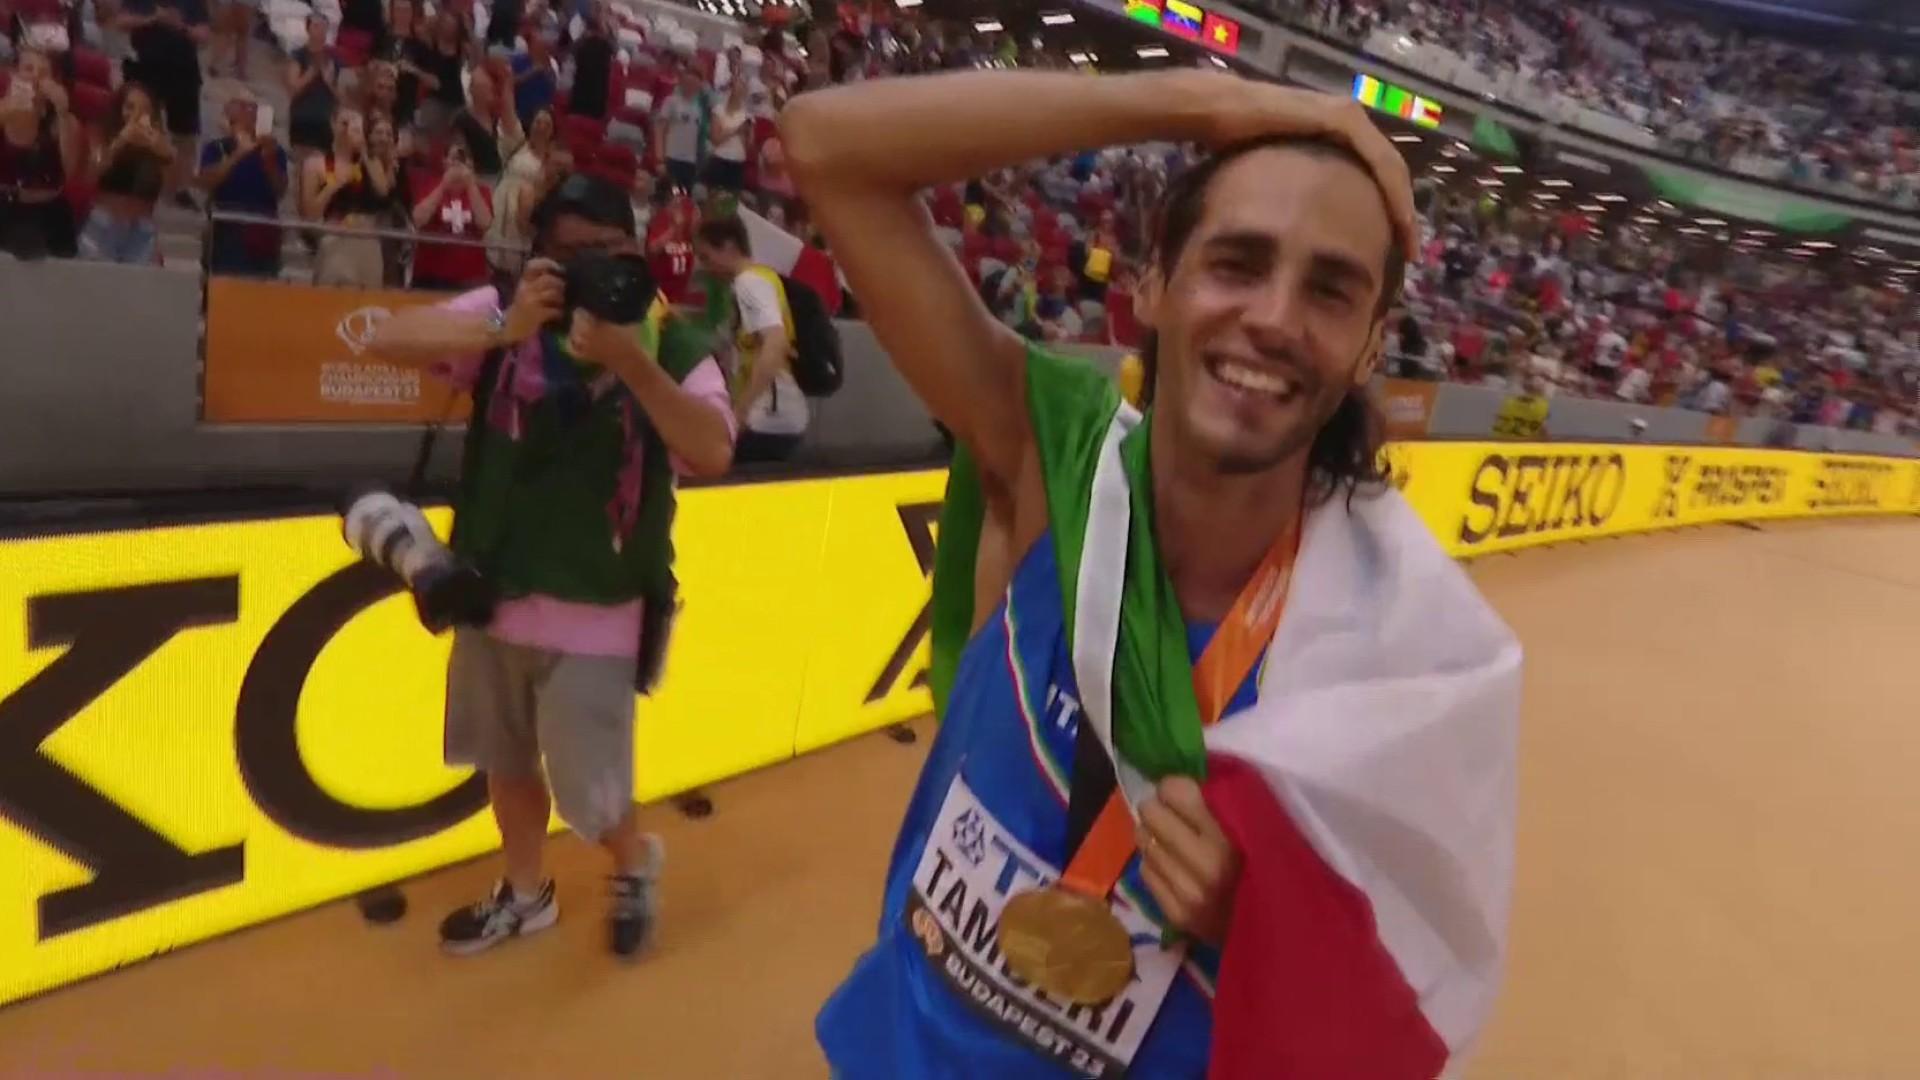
[905,776,1184,1078]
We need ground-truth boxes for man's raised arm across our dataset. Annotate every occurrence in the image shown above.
[777,69,1225,487]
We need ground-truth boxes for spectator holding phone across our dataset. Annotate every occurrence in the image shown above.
[0,46,80,259]
[196,93,288,277]
[115,0,207,206]
[367,173,737,961]
[302,105,390,285]
[79,80,173,265]
[412,139,493,290]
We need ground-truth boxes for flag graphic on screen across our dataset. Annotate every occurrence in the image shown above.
[1201,11,1239,53]
[1353,74,1445,129]
[1161,0,1204,39]
[1125,0,1163,25]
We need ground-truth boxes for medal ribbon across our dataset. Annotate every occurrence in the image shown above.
[1058,512,1305,902]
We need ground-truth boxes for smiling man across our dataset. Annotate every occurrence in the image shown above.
[784,70,1523,1078]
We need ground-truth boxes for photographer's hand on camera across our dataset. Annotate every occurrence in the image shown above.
[504,259,566,342]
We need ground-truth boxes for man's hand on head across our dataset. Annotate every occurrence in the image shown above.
[1196,77,1418,260]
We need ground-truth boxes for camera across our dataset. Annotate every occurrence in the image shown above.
[550,251,657,333]
[341,488,497,633]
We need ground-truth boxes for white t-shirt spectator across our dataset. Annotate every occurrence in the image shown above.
[710,102,748,163]
[659,90,704,165]
[733,270,810,437]
[1593,329,1628,371]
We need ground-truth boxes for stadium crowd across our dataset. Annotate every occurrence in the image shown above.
[0,0,1914,434]
[1279,0,1920,208]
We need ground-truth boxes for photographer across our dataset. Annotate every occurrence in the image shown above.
[368,174,736,959]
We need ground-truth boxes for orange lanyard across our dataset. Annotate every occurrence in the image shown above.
[1059,512,1305,900]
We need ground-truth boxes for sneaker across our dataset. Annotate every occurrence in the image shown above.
[608,834,666,958]
[439,879,559,956]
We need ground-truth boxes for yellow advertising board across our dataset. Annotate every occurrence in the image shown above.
[2,446,1917,1009]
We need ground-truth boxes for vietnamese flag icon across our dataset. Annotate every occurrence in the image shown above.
[1202,11,1240,54]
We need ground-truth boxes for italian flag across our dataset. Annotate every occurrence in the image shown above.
[739,206,845,316]
[931,349,1522,1078]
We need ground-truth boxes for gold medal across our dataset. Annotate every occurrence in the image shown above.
[998,885,1134,1005]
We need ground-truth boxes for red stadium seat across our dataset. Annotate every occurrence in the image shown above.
[70,47,112,88]
[597,142,638,178]
[561,113,607,148]
[69,82,112,126]
[335,27,375,67]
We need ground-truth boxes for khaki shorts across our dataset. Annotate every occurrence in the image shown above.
[444,630,638,838]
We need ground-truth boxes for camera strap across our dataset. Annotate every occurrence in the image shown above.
[406,349,504,500]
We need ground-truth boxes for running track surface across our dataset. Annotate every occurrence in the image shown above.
[4,517,1918,1079]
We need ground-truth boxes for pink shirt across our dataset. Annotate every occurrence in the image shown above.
[434,287,738,658]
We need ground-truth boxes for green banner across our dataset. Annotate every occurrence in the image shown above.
[1472,115,1520,161]
[1643,166,1853,232]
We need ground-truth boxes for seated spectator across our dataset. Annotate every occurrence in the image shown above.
[449,64,523,178]
[508,31,557,127]
[301,105,389,286]
[755,114,795,215]
[196,94,288,278]
[694,214,809,464]
[0,46,80,260]
[115,0,206,205]
[286,14,339,159]
[705,74,749,194]
[78,80,173,265]
[411,138,492,290]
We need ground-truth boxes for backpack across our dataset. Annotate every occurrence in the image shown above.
[748,266,844,397]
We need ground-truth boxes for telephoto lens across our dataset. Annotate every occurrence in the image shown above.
[340,489,497,632]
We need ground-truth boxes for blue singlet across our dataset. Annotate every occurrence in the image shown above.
[816,533,1259,1079]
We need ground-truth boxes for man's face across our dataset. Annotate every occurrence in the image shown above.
[1141,146,1392,475]
[227,100,257,135]
[542,213,636,263]
[694,239,742,278]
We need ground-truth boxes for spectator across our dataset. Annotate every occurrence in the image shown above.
[645,186,696,304]
[419,8,467,130]
[286,14,338,159]
[0,46,79,259]
[196,94,288,277]
[654,63,704,192]
[755,120,794,216]
[78,79,173,265]
[704,73,749,194]
[361,59,400,126]
[115,0,207,205]
[508,30,555,127]
[382,0,430,127]
[410,137,491,290]
[694,214,808,463]
[336,0,384,61]
[365,110,412,285]
[565,0,612,120]
[449,64,522,178]
[488,103,551,276]
[301,105,388,286]
[209,0,255,82]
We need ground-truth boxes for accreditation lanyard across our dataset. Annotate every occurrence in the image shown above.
[1058,513,1304,904]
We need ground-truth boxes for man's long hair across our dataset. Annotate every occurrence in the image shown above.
[1136,135,1401,507]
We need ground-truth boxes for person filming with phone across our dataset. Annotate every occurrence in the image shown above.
[367,173,737,960]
